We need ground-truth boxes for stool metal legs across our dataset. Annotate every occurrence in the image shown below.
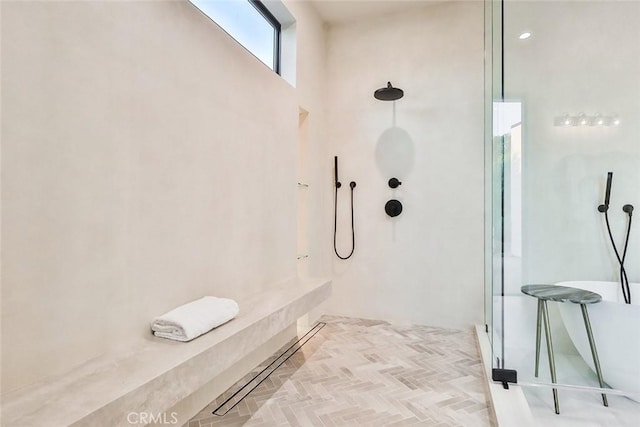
[535,300,542,378]
[540,300,560,414]
[581,304,608,407]
[534,301,609,415]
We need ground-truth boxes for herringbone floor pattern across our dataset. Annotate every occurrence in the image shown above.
[189,316,492,426]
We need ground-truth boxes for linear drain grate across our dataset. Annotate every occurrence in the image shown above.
[213,322,326,416]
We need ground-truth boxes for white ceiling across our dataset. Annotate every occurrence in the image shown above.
[310,0,443,25]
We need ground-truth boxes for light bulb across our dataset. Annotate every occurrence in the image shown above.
[559,113,572,126]
[519,32,532,40]
[592,113,603,126]
[577,113,588,126]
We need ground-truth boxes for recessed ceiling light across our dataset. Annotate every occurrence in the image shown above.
[519,32,532,40]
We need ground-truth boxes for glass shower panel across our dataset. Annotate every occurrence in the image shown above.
[485,0,505,370]
[483,0,493,351]
[488,0,640,410]
[493,101,523,370]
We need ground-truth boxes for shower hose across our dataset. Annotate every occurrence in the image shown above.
[604,210,632,304]
[334,182,355,260]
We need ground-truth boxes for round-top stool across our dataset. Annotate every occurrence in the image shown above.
[521,284,608,414]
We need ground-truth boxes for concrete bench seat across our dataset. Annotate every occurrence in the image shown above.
[2,278,331,427]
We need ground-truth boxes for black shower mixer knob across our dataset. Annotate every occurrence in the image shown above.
[385,199,403,217]
[388,178,402,188]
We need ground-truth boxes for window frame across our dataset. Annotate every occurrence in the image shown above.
[248,0,282,74]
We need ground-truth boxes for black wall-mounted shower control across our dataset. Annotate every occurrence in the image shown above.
[388,178,402,188]
[334,156,356,260]
[385,199,403,217]
[597,172,633,304]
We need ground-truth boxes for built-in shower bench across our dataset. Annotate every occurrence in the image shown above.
[2,278,331,427]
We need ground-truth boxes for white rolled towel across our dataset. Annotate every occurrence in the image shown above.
[151,296,239,342]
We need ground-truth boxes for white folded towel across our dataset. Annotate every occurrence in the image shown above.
[151,296,239,342]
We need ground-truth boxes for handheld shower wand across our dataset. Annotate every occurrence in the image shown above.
[597,172,613,212]
[598,172,633,304]
[333,156,356,260]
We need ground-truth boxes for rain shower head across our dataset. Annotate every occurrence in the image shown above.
[374,82,404,101]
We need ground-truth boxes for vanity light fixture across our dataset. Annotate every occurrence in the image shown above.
[554,113,621,127]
